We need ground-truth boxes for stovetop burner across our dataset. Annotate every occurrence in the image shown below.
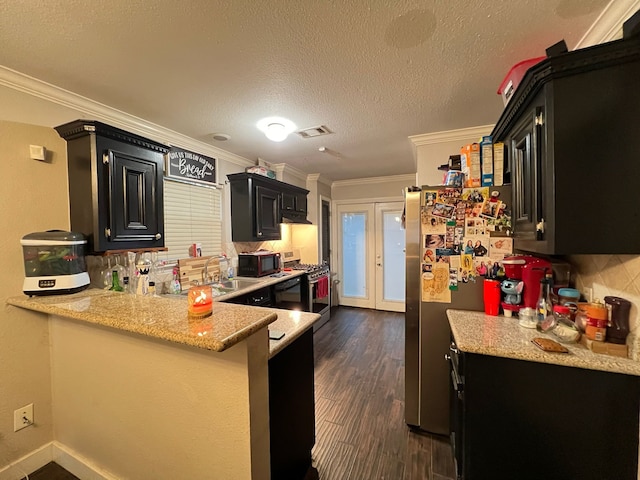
[288,263,330,280]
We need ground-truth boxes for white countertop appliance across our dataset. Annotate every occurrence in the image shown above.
[21,230,90,296]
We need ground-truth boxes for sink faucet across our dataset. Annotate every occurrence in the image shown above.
[203,256,217,284]
[203,255,229,283]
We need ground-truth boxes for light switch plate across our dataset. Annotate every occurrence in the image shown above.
[29,145,46,161]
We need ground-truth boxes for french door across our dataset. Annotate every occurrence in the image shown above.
[337,202,405,311]
[374,202,405,312]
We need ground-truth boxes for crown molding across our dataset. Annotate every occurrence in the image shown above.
[575,0,640,48]
[332,173,416,188]
[306,173,332,187]
[0,65,253,168]
[270,162,310,183]
[409,125,494,147]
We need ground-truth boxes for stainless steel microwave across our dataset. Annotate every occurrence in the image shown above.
[237,252,281,277]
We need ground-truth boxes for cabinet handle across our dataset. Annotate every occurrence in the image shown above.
[536,218,546,234]
[257,231,262,237]
[104,228,111,239]
[102,153,109,164]
[444,353,451,361]
[535,112,544,126]
[155,233,162,240]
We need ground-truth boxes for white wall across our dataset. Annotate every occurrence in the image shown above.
[0,121,67,470]
[331,174,415,202]
[50,316,269,480]
[412,126,493,187]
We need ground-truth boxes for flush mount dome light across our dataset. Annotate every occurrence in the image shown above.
[257,117,296,142]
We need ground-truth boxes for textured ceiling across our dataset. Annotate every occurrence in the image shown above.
[0,0,610,181]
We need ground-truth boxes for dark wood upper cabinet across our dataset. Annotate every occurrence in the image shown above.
[492,34,640,254]
[56,120,168,252]
[227,173,310,242]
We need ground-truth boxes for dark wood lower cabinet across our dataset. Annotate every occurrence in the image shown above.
[451,351,640,480]
[268,328,315,479]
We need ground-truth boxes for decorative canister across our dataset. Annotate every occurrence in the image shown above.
[585,302,608,342]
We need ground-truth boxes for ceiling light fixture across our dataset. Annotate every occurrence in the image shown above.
[265,123,287,142]
[257,117,296,142]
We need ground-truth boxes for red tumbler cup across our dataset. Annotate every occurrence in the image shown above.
[483,279,501,316]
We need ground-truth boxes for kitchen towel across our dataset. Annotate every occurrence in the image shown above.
[317,276,329,298]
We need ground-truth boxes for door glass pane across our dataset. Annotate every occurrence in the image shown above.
[342,212,367,298]
[383,211,405,302]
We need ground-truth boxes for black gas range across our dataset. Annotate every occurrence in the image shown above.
[289,263,331,281]
[278,251,331,331]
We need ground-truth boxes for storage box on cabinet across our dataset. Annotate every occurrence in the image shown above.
[56,120,168,252]
[492,35,640,254]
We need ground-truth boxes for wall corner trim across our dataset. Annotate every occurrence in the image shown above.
[574,0,640,48]
[408,125,494,147]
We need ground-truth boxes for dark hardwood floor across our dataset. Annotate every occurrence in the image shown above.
[312,306,456,480]
[28,462,79,480]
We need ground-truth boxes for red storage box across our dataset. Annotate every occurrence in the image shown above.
[497,56,545,105]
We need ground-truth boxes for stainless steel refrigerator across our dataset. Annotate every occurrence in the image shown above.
[404,185,511,435]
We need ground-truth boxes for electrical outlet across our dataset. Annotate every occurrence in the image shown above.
[14,403,34,432]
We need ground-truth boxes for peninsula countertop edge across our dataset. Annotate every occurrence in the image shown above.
[7,288,283,353]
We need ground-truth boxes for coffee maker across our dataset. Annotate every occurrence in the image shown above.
[605,296,631,344]
[501,255,552,312]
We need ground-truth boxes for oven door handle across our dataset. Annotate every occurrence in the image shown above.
[309,274,329,285]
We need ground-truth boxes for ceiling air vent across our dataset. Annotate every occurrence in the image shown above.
[296,125,333,138]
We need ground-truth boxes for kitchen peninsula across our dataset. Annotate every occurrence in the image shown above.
[447,310,640,480]
[7,289,320,480]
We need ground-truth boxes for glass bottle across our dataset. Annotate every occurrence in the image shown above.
[170,267,182,294]
[136,253,152,296]
[110,270,124,292]
[102,256,113,289]
[536,277,555,331]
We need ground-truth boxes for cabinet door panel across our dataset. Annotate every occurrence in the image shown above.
[295,192,307,214]
[108,149,161,243]
[281,192,296,212]
[511,107,544,243]
[255,185,280,240]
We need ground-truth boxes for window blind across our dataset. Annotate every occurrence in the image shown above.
[163,179,222,260]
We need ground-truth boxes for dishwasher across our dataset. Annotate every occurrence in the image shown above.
[272,276,303,311]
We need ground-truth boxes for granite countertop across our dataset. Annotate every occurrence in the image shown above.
[447,309,640,377]
[266,309,320,359]
[7,288,278,352]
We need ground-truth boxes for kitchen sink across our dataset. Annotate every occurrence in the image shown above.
[162,277,264,298]
[216,279,261,290]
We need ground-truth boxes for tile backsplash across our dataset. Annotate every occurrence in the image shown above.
[568,255,640,360]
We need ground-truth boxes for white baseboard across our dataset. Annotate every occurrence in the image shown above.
[0,442,116,480]
[0,443,52,480]
[51,442,116,480]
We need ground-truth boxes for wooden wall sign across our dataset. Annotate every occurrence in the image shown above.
[166,147,217,186]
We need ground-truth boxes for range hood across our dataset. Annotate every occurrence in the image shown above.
[281,212,311,224]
